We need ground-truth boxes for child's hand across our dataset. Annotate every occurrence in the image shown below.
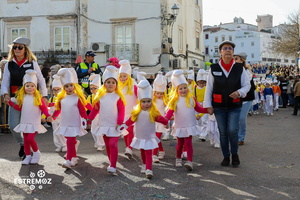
[117,124,128,132]
[46,116,54,123]
[41,118,46,123]
[86,124,91,130]
[196,115,201,120]
[207,107,214,115]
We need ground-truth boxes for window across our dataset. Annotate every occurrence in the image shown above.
[215,36,218,43]
[205,34,209,39]
[179,29,183,50]
[5,19,31,45]
[54,26,70,51]
[284,59,288,63]
[251,53,254,58]
[215,59,218,63]
[229,36,232,41]
[195,0,199,5]
[112,20,136,60]
[251,41,254,46]
[241,42,244,47]
[196,31,200,49]
[115,25,133,44]
[49,17,76,51]
[11,28,27,41]
[222,36,225,42]
[205,47,209,55]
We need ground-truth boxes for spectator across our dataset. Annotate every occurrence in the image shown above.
[204,41,250,167]
[76,51,102,95]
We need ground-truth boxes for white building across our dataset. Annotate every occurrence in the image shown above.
[0,0,204,76]
[204,17,296,66]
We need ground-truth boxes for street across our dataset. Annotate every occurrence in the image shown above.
[0,106,300,200]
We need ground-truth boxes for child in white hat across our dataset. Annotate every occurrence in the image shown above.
[87,74,105,151]
[187,70,196,92]
[87,65,126,175]
[50,68,89,169]
[152,72,168,163]
[161,70,174,141]
[7,70,51,165]
[48,74,67,153]
[117,60,138,159]
[121,79,168,179]
[165,70,208,171]
[195,69,209,142]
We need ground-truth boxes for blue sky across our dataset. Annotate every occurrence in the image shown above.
[203,0,300,26]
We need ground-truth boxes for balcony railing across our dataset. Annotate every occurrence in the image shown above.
[33,50,77,66]
[105,44,139,63]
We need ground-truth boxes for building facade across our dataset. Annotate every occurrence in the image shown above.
[0,0,204,75]
[204,17,296,66]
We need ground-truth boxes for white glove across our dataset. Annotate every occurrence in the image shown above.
[117,124,128,132]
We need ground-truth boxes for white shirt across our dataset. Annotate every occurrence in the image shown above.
[1,59,48,96]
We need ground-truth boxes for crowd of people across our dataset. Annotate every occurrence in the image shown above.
[1,37,299,180]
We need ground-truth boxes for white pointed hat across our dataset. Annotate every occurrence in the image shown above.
[119,60,131,75]
[103,65,118,83]
[197,69,208,81]
[187,70,194,80]
[132,67,139,79]
[57,68,78,85]
[171,70,187,88]
[138,80,152,100]
[89,74,101,87]
[137,71,147,83]
[153,72,167,92]
[23,69,37,86]
[165,71,173,83]
[52,74,62,88]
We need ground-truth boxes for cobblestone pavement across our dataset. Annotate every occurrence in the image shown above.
[0,106,299,200]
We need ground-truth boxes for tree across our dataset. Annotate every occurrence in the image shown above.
[269,11,300,59]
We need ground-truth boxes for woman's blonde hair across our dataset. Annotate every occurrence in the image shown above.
[166,84,195,111]
[118,74,134,95]
[15,84,42,107]
[131,99,161,122]
[55,83,87,110]
[8,45,37,62]
[93,78,126,109]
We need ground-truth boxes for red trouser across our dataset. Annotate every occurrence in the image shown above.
[140,149,153,170]
[176,136,193,161]
[124,125,134,149]
[24,133,38,155]
[103,135,119,168]
[153,132,164,156]
[65,137,77,161]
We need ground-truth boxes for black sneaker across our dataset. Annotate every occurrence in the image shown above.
[19,146,25,158]
[232,154,240,166]
[221,157,230,166]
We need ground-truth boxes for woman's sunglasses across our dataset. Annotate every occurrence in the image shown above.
[13,45,24,50]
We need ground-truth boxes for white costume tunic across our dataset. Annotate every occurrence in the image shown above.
[54,94,87,137]
[14,95,47,134]
[155,99,166,133]
[91,92,120,137]
[121,85,137,136]
[172,97,201,138]
[123,85,137,121]
[130,110,160,150]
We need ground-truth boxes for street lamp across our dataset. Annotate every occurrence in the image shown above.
[165,4,179,54]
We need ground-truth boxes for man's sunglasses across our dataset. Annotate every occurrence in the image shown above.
[13,45,25,50]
